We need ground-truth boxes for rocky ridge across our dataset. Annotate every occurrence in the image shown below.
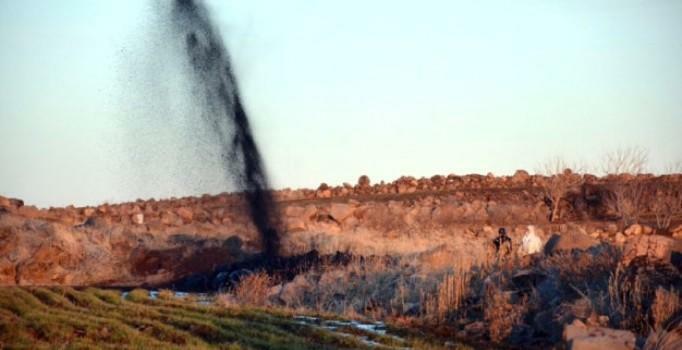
[1,172,680,287]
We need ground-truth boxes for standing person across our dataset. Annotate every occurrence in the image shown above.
[494,227,512,258]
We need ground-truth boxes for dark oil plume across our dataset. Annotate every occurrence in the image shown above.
[169,0,279,257]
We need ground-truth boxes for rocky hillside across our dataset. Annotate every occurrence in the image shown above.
[1,172,681,287]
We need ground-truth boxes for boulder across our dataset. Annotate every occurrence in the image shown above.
[160,210,179,226]
[671,224,682,239]
[624,224,653,236]
[82,208,95,217]
[176,207,194,223]
[564,319,636,350]
[2,197,24,209]
[614,232,626,245]
[329,203,354,222]
[284,217,306,232]
[544,232,599,255]
[511,169,530,184]
[621,234,682,266]
[0,196,10,208]
[357,175,371,188]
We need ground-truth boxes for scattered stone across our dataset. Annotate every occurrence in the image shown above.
[614,232,627,245]
[671,224,682,239]
[624,224,641,236]
[176,207,194,223]
[564,319,636,350]
[621,234,682,266]
[160,211,179,226]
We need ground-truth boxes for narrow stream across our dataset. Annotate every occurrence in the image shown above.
[294,315,409,349]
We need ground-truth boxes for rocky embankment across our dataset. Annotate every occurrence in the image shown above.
[1,172,681,286]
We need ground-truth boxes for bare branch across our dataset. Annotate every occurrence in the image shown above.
[663,161,682,174]
[602,147,649,175]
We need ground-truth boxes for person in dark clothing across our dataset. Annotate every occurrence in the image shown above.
[493,227,512,256]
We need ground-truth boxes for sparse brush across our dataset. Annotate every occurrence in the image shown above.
[126,288,149,303]
[215,293,237,307]
[234,271,273,307]
[423,269,471,323]
[651,287,681,330]
[182,294,198,304]
[157,289,174,301]
[643,315,682,350]
[483,282,528,343]
[608,265,649,332]
[541,245,620,288]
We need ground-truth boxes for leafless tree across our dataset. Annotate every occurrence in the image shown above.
[601,147,649,229]
[539,157,584,223]
[601,146,648,175]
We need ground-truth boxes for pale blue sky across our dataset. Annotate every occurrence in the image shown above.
[1,0,681,207]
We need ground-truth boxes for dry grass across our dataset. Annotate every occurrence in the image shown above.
[158,288,175,301]
[126,288,150,302]
[608,265,647,331]
[643,316,682,350]
[651,287,681,330]
[423,269,471,323]
[233,272,273,307]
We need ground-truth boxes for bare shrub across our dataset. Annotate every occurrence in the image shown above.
[653,183,682,232]
[608,265,648,332]
[541,245,620,288]
[234,272,273,306]
[604,181,646,229]
[601,147,649,228]
[538,157,584,222]
[651,287,681,330]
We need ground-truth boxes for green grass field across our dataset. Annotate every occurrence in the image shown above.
[0,287,458,350]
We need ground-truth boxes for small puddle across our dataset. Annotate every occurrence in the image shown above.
[121,290,212,304]
[293,315,408,349]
